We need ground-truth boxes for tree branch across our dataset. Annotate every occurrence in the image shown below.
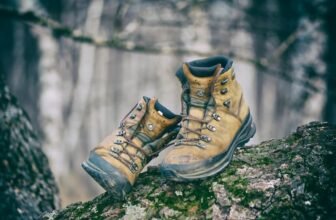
[0,5,323,94]
[43,122,336,219]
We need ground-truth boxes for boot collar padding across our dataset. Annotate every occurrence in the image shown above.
[176,55,233,85]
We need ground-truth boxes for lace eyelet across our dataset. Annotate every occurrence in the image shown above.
[110,146,121,154]
[136,104,142,111]
[223,100,231,108]
[116,130,125,136]
[212,113,221,121]
[220,88,228,95]
[220,78,229,85]
[130,162,139,173]
[130,114,136,119]
[114,139,123,144]
[201,135,211,143]
[147,123,154,131]
[207,124,216,132]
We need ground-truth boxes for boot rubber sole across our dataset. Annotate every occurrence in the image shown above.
[82,126,180,199]
[82,153,132,200]
[160,113,256,182]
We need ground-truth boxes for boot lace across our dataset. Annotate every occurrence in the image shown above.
[169,67,223,149]
[174,114,214,148]
[105,105,151,173]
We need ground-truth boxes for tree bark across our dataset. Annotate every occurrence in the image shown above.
[0,79,59,220]
[43,121,336,220]
[323,0,336,124]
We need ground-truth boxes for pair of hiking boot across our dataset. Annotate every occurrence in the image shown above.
[82,56,256,200]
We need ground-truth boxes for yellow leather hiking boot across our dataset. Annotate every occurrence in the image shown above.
[82,97,181,199]
[160,56,256,181]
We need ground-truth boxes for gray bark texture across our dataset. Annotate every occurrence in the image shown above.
[43,121,336,220]
[0,79,59,220]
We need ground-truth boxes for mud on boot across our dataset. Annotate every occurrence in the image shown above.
[160,56,256,182]
[83,97,181,199]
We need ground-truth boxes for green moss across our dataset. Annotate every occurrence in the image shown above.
[146,180,215,216]
[256,157,273,165]
[191,182,215,210]
[222,176,265,207]
[285,134,300,146]
[223,163,238,176]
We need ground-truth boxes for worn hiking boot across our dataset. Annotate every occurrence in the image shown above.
[82,97,181,199]
[160,56,256,181]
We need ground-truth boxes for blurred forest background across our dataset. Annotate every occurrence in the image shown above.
[0,0,335,207]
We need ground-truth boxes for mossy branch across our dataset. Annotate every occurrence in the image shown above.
[43,122,336,219]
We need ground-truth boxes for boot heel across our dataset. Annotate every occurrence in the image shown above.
[237,115,256,148]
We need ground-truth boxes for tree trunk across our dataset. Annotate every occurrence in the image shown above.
[0,78,59,220]
[43,121,336,220]
[323,0,336,124]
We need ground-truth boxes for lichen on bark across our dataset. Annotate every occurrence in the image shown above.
[44,121,336,220]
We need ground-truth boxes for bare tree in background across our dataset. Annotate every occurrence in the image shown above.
[323,0,336,124]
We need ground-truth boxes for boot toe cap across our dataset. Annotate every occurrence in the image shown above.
[82,152,132,200]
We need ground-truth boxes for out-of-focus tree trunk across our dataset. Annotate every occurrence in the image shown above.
[63,0,104,158]
[248,0,276,139]
[273,0,300,132]
[0,77,59,220]
[43,121,336,220]
[247,0,323,139]
[323,0,336,124]
[0,1,41,134]
[58,0,105,203]
[16,0,66,206]
[35,29,64,177]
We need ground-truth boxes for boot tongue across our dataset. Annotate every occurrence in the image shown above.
[180,64,221,140]
[182,63,221,108]
[139,98,179,140]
